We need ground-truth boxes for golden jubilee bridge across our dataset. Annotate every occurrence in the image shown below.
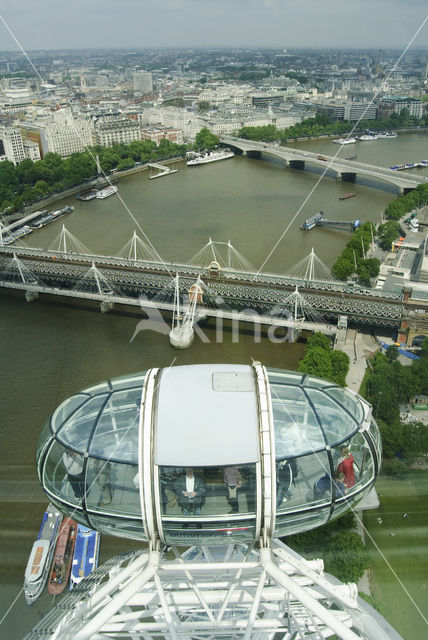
[0,230,405,346]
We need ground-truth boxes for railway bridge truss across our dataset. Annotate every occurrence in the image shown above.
[0,244,405,330]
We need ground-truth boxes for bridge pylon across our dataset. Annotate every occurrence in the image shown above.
[7,252,41,302]
[169,273,203,349]
[49,224,91,255]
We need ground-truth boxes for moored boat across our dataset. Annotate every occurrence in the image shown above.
[358,134,378,141]
[47,518,77,595]
[24,504,62,605]
[70,525,100,590]
[77,190,97,201]
[332,137,356,145]
[377,131,398,138]
[339,192,358,200]
[96,185,118,199]
[187,149,234,166]
[300,211,324,230]
[51,205,74,218]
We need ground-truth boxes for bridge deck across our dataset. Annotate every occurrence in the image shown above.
[221,136,427,191]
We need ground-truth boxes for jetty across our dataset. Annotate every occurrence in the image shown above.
[148,163,178,179]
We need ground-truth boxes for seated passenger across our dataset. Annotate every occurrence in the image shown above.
[224,466,242,513]
[332,471,347,499]
[314,471,347,500]
[174,468,206,516]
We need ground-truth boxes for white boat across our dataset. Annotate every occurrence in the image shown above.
[358,134,378,141]
[96,185,118,199]
[410,218,419,232]
[187,149,234,166]
[377,131,398,139]
[24,504,62,605]
[333,137,356,145]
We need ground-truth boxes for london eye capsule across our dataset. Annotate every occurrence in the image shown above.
[36,363,381,545]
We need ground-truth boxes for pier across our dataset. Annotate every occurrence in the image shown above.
[147,163,178,179]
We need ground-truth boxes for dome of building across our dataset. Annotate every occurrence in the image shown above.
[36,363,381,544]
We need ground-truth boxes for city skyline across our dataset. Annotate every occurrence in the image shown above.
[0,1,427,52]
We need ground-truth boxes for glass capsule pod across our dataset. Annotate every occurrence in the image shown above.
[36,363,381,545]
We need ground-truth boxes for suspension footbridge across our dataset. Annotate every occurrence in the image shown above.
[0,228,406,347]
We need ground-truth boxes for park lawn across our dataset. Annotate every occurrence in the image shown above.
[363,471,428,640]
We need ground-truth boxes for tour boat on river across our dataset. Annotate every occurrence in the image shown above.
[24,504,62,604]
[339,192,358,200]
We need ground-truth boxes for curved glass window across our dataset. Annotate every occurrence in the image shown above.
[89,389,140,463]
[275,507,330,537]
[271,385,325,457]
[110,372,146,391]
[86,459,141,516]
[159,464,257,519]
[277,451,333,514]
[87,514,145,541]
[305,388,359,445]
[51,394,89,433]
[57,394,108,451]
[325,387,364,423]
[43,441,85,508]
[369,418,383,468]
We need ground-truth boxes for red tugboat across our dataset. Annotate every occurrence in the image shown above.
[47,518,77,595]
[339,192,358,200]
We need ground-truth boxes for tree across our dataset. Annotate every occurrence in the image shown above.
[331,256,354,280]
[194,127,219,150]
[325,531,369,583]
[377,220,401,250]
[330,350,350,386]
[298,346,333,381]
[306,332,331,352]
[386,344,399,362]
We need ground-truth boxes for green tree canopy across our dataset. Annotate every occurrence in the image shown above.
[194,127,220,151]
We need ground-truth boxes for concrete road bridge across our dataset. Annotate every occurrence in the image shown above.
[0,244,406,333]
[221,136,427,194]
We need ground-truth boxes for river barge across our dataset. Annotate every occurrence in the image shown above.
[47,518,77,595]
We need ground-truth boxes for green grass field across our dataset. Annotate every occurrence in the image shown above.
[363,471,428,639]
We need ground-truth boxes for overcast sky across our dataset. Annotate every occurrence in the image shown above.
[0,1,427,51]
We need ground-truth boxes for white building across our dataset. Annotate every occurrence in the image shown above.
[23,139,41,162]
[93,117,141,147]
[133,70,153,93]
[0,126,26,164]
[19,109,93,158]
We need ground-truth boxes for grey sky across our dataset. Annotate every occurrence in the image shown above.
[0,1,427,51]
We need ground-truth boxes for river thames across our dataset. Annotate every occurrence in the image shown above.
[1,132,427,638]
